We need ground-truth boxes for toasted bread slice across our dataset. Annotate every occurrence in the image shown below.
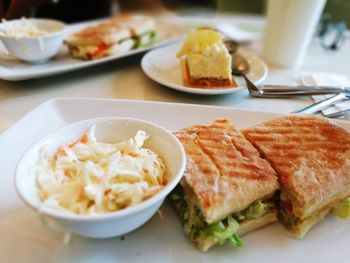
[241,115,350,236]
[175,119,279,224]
[111,14,156,36]
[64,21,131,47]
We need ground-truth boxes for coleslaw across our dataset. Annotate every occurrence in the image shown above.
[36,126,167,214]
[0,18,48,38]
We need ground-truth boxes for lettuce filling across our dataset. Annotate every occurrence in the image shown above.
[331,197,350,219]
[134,31,156,48]
[171,186,274,248]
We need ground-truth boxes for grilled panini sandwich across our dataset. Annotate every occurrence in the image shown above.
[64,14,156,60]
[242,115,350,238]
[172,119,279,251]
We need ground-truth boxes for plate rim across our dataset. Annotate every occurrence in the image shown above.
[3,97,349,138]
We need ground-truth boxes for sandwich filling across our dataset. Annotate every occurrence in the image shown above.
[65,15,157,60]
[280,197,350,237]
[68,38,135,60]
[134,31,156,48]
[171,186,275,248]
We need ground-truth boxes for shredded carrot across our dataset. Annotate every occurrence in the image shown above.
[40,190,49,200]
[161,176,169,185]
[128,152,139,158]
[69,134,89,148]
[76,186,85,201]
[90,44,109,58]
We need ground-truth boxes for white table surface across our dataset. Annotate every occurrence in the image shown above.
[0,13,349,133]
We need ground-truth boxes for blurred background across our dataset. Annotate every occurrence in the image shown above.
[0,0,349,27]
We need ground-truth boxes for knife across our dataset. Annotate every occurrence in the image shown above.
[250,85,350,97]
[292,93,350,114]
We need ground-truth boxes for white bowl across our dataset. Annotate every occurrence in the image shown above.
[0,18,65,63]
[15,117,186,238]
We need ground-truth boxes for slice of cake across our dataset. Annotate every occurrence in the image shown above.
[176,30,233,88]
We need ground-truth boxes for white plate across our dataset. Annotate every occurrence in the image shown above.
[1,98,349,263]
[141,43,268,95]
[0,20,187,81]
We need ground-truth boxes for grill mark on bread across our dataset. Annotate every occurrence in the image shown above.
[196,120,273,181]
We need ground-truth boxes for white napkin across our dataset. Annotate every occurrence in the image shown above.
[300,72,350,120]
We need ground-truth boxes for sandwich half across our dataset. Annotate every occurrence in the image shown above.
[64,21,133,60]
[64,14,156,60]
[172,119,279,251]
[241,115,350,238]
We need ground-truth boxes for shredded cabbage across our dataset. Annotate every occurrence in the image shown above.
[0,18,48,38]
[205,216,242,247]
[36,126,167,214]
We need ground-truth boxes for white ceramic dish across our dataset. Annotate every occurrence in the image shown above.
[141,42,268,95]
[0,19,186,80]
[0,19,65,63]
[15,117,186,238]
[1,98,350,263]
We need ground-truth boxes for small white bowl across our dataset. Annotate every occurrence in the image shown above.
[0,18,65,63]
[15,117,186,238]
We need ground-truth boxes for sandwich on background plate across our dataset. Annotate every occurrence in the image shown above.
[176,30,235,89]
[64,14,156,60]
[242,115,350,238]
[112,14,156,48]
[171,119,279,251]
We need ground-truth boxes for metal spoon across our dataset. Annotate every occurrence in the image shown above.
[223,39,240,55]
[230,54,263,95]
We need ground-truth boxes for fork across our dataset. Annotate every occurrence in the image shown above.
[230,52,350,97]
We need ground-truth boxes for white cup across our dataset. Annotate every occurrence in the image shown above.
[261,0,326,68]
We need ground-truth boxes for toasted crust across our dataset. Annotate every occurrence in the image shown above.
[111,14,155,36]
[65,14,155,47]
[174,119,279,224]
[281,206,331,239]
[196,210,278,252]
[64,22,131,47]
[241,115,350,221]
[180,58,234,89]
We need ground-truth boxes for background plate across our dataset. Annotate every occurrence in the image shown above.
[0,20,187,81]
[141,43,268,95]
[0,98,349,263]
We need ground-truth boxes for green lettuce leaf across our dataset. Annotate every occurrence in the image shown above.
[332,197,350,219]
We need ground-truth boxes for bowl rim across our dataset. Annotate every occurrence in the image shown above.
[15,117,186,222]
[0,18,66,39]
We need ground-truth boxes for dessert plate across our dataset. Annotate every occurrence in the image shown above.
[1,98,349,263]
[0,19,187,81]
[141,42,268,95]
